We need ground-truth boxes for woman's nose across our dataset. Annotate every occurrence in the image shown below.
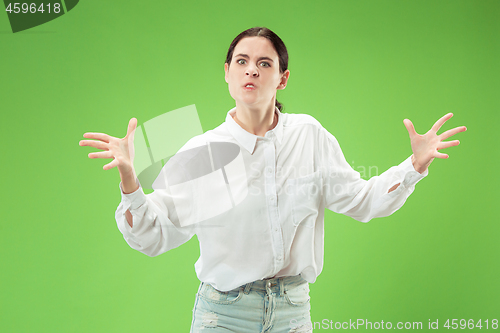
[245,65,258,77]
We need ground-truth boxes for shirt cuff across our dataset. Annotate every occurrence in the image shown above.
[398,155,428,187]
[119,181,147,211]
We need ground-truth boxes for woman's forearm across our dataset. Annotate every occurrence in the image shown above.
[120,169,139,194]
[119,169,139,228]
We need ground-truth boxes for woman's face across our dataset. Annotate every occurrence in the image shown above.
[225,36,289,110]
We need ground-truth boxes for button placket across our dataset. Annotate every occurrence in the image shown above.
[263,140,284,274]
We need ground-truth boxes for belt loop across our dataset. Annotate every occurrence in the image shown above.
[243,282,252,294]
[279,277,284,297]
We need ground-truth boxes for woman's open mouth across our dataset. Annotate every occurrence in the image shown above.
[243,83,256,91]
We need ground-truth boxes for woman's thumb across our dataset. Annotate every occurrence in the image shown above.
[403,118,416,137]
[126,118,138,137]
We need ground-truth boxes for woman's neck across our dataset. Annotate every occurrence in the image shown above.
[232,102,278,137]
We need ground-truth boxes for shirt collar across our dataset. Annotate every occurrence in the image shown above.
[225,107,284,154]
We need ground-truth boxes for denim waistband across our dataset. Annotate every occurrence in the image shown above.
[240,275,307,296]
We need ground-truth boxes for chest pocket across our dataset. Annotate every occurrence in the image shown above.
[286,170,323,228]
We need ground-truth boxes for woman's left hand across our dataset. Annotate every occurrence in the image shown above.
[404,113,467,174]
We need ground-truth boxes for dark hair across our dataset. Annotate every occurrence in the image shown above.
[225,27,288,112]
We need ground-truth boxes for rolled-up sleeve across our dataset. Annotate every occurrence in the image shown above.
[320,128,427,222]
[115,182,195,257]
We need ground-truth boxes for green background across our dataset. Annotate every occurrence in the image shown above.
[1,0,498,332]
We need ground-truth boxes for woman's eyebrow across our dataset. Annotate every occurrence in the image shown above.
[235,53,274,62]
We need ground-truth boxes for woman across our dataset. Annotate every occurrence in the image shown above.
[80,27,466,332]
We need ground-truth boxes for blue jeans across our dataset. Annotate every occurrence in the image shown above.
[190,275,312,332]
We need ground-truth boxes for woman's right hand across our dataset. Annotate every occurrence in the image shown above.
[79,118,138,177]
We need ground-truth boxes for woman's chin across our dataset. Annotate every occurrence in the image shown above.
[235,97,274,110]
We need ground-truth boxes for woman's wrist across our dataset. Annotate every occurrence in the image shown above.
[119,168,139,194]
[411,155,427,174]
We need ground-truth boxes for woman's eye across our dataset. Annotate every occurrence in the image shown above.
[260,62,270,67]
[237,59,246,65]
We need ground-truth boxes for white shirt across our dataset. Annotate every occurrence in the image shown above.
[115,107,427,291]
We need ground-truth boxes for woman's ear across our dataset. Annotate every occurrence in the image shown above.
[224,63,229,83]
[277,70,290,90]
